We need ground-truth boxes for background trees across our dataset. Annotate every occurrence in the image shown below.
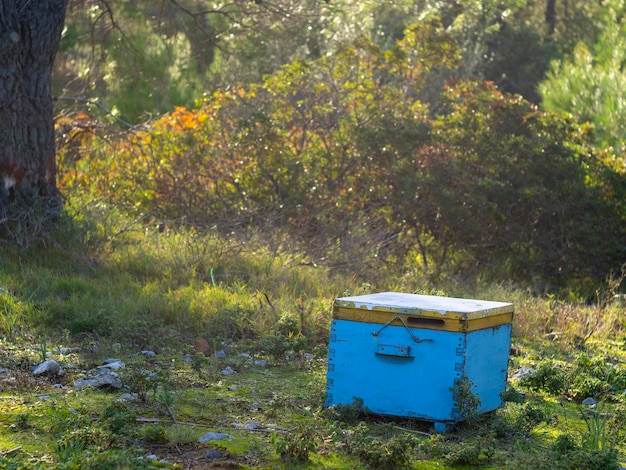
[57,13,626,293]
[0,0,616,294]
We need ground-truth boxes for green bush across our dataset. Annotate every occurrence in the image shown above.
[520,360,568,395]
[545,434,620,470]
[272,425,317,463]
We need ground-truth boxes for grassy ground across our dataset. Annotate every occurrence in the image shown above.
[0,203,624,469]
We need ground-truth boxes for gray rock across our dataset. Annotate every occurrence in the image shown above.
[0,368,9,374]
[33,359,61,376]
[304,353,314,360]
[206,450,224,459]
[74,370,122,390]
[58,347,80,355]
[240,353,252,359]
[197,432,234,443]
[244,420,262,430]
[220,366,236,375]
[253,360,268,368]
[511,367,535,381]
[141,350,156,358]
[215,350,226,359]
[582,397,597,406]
[117,393,139,402]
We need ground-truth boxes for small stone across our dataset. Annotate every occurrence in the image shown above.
[37,395,52,400]
[228,386,237,391]
[220,366,236,375]
[304,353,314,360]
[197,432,234,443]
[141,350,156,358]
[582,397,597,406]
[244,420,262,430]
[33,359,61,376]
[253,360,268,368]
[215,350,226,359]
[99,359,125,370]
[0,368,9,374]
[250,403,261,411]
[194,337,211,356]
[182,354,192,362]
[240,353,252,359]
[206,450,223,459]
[266,424,282,430]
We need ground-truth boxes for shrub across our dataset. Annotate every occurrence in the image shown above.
[272,425,317,463]
[520,360,568,395]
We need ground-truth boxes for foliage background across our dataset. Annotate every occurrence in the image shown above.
[54,1,626,296]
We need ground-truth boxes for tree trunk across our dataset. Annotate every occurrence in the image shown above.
[545,0,557,36]
[0,0,67,213]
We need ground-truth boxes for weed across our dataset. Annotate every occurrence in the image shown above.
[272,425,317,463]
[124,365,166,403]
[38,337,47,362]
[491,402,551,438]
[451,376,481,421]
[580,404,614,452]
[546,434,620,470]
[520,360,568,395]
[59,426,113,450]
[13,413,30,430]
[418,433,449,459]
[156,382,178,422]
[258,331,307,363]
[101,402,137,434]
[323,397,369,424]
[137,424,168,444]
[501,386,526,403]
[348,423,416,469]
[0,292,22,340]
[443,437,496,466]
[55,438,86,465]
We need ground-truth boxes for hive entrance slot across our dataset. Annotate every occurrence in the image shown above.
[406,316,445,327]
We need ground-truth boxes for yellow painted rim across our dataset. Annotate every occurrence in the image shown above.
[333,307,513,332]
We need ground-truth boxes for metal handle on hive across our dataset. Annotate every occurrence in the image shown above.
[371,315,433,343]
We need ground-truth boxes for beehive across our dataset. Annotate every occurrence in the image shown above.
[325,292,514,432]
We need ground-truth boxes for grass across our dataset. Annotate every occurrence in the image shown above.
[0,200,624,468]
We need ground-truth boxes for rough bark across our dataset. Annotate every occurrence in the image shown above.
[0,0,67,211]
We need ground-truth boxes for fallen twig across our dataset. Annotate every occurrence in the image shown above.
[2,446,22,457]
[390,425,432,437]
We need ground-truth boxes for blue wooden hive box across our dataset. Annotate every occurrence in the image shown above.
[325,292,514,432]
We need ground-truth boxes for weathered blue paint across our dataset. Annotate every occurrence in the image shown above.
[325,292,513,431]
